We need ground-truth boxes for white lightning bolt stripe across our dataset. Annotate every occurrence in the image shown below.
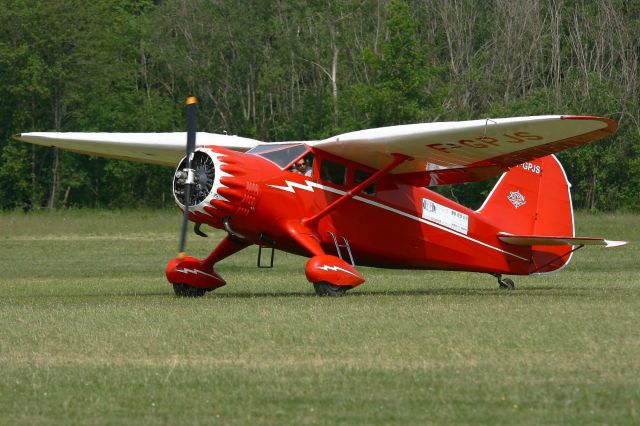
[176,268,219,279]
[317,264,359,277]
[268,180,344,195]
[269,179,528,262]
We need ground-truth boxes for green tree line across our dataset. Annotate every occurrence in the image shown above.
[0,0,638,211]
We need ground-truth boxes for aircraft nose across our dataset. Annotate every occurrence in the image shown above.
[172,148,259,223]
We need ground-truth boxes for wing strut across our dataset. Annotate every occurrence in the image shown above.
[302,153,412,228]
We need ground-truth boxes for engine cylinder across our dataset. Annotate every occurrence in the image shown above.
[173,150,216,208]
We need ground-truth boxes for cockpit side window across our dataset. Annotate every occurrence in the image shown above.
[289,154,315,177]
[320,160,346,186]
[354,169,376,196]
[247,143,309,168]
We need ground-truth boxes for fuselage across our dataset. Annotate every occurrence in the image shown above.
[180,145,533,276]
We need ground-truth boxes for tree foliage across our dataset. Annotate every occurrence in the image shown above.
[0,0,638,211]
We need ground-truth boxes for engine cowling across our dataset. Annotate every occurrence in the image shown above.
[172,148,259,222]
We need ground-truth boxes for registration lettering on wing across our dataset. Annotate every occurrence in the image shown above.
[422,198,469,235]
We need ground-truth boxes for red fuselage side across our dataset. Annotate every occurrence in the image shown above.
[191,146,532,276]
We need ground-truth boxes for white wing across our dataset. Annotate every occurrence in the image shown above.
[14,132,260,166]
[310,115,617,176]
[15,115,616,182]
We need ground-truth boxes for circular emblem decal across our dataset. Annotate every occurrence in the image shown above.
[507,190,526,208]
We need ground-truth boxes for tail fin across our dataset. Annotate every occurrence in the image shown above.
[477,154,575,273]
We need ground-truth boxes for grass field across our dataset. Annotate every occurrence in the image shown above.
[1,209,638,425]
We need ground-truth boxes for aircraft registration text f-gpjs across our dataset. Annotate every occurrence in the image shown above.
[16,107,626,296]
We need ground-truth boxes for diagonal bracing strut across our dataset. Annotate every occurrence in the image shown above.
[302,153,412,228]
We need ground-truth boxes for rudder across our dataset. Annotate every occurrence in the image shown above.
[477,154,575,273]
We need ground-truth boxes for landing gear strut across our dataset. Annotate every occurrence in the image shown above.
[492,273,515,290]
[166,235,250,297]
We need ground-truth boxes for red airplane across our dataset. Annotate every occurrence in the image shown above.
[16,99,626,296]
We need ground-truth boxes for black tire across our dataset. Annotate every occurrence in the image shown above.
[498,278,515,290]
[173,283,207,297]
[313,281,351,297]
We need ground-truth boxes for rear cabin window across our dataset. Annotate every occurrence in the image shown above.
[320,160,346,186]
[354,169,376,196]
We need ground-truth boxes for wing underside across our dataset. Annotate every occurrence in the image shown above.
[14,132,260,166]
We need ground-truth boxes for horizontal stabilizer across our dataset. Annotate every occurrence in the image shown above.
[498,233,627,248]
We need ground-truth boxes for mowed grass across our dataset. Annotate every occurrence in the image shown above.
[0,210,638,425]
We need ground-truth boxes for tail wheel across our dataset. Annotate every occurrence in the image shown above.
[498,278,515,290]
[173,283,207,297]
[313,281,352,297]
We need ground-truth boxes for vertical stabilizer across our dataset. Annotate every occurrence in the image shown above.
[477,155,575,273]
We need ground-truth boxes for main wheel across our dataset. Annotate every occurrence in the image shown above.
[498,278,515,290]
[313,281,352,297]
[173,283,207,297]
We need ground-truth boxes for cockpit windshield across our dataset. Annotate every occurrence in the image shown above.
[247,143,309,169]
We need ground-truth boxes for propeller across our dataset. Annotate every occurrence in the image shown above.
[178,96,198,257]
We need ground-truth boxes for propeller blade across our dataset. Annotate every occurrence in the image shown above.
[178,96,198,256]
